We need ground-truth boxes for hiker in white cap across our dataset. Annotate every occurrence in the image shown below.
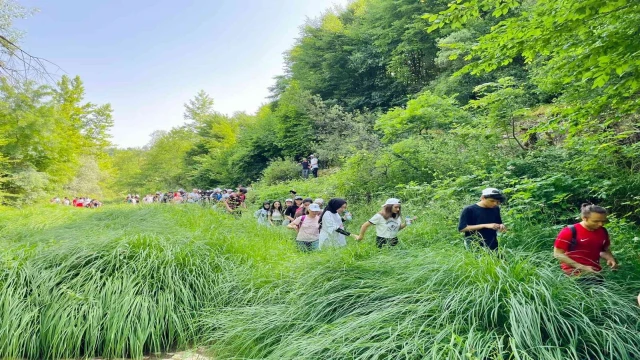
[314,198,324,209]
[356,198,416,248]
[458,188,506,250]
[288,203,322,251]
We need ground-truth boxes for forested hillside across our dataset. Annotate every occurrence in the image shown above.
[105,0,640,224]
[2,0,639,222]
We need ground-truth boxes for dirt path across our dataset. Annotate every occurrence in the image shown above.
[91,348,211,360]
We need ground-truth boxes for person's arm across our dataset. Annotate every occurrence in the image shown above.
[268,213,274,226]
[223,199,234,213]
[285,208,295,222]
[460,223,499,232]
[400,216,417,230]
[553,247,597,273]
[600,247,618,269]
[335,227,359,240]
[357,221,372,241]
[288,217,301,231]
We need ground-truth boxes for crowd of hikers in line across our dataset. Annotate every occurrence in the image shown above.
[50,196,102,208]
[60,184,637,305]
[251,187,622,284]
[251,187,639,304]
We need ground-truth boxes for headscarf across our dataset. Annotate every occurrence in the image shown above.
[319,198,347,230]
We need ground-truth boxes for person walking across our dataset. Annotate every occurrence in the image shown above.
[318,198,360,249]
[282,198,294,226]
[301,158,310,179]
[288,203,322,251]
[295,198,313,218]
[458,188,506,250]
[254,201,271,226]
[285,196,303,223]
[357,198,416,248]
[310,154,319,178]
[269,201,285,226]
[553,204,617,280]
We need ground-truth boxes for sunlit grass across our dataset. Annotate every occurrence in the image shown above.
[1,203,639,359]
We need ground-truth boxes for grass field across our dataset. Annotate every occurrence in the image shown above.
[1,202,639,359]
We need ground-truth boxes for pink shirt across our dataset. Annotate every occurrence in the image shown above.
[291,215,320,242]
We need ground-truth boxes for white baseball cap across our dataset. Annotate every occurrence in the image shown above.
[383,198,401,206]
[308,203,321,212]
[481,188,502,196]
[285,198,293,202]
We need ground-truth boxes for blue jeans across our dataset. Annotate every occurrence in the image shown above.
[296,240,319,251]
[302,169,309,178]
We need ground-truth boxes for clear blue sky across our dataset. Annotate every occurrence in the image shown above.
[15,0,348,148]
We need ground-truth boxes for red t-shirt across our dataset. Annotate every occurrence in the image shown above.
[554,223,610,274]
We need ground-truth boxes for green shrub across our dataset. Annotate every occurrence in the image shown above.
[260,158,303,186]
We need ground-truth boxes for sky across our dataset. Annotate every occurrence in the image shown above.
[14,0,349,148]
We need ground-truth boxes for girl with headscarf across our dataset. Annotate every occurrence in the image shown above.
[318,198,360,249]
[254,201,271,226]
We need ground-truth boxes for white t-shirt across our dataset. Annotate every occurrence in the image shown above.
[310,158,318,169]
[291,215,320,242]
[319,211,346,248]
[369,213,401,238]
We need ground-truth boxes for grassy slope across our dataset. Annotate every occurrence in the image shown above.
[1,202,639,359]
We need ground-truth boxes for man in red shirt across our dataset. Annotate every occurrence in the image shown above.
[553,204,617,276]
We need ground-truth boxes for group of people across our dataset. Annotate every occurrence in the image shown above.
[299,154,319,179]
[252,189,416,251]
[252,187,621,287]
[125,188,248,206]
[50,196,102,208]
[457,187,619,283]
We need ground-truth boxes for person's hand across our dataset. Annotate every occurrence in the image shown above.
[498,224,507,232]
[352,234,362,241]
[607,258,618,269]
[579,265,598,274]
[486,223,500,230]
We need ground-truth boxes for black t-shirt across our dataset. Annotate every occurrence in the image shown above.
[301,161,309,170]
[458,204,502,249]
[284,205,299,218]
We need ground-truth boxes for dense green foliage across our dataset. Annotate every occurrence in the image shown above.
[0,77,114,204]
[97,0,640,229]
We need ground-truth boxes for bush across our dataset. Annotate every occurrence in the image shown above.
[260,158,302,185]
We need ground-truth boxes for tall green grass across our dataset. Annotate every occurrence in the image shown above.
[203,249,640,359]
[1,203,639,359]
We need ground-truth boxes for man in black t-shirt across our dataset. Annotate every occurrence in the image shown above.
[458,188,506,250]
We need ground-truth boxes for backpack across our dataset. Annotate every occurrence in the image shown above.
[567,224,609,251]
[296,215,306,231]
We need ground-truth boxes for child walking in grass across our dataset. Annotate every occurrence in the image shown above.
[318,198,360,249]
[288,203,322,251]
[269,201,285,226]
[254,202,270,226]
[357,198,415,248]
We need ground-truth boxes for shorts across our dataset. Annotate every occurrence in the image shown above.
[376,237,399,248]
